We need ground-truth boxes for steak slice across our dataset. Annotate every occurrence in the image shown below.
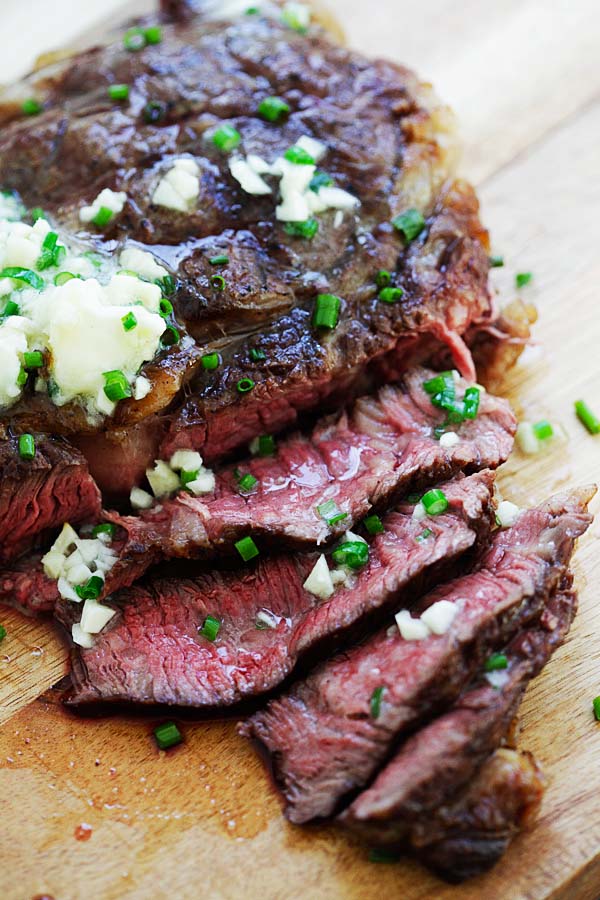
[242,488,594,823]
[102,368,516,597]
[0,553,60,616]
[338,585,575,849]
[60,471,494,707]
[0,434,101,564]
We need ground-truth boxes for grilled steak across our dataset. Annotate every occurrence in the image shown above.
[0,434,101,564]
[339,585,575,850]
[0,1,507,496]
[243,488,593,822]
[60,471,494,706]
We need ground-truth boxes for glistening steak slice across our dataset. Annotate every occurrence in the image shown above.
[102,368,515,597]
[243,488,594,823]
[0,434,101,564]
[0,553,62,616]
[339,585,575,851]
[60,472,494,707]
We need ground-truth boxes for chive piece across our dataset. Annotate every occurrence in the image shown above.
[201,352,220,371]
[368,849,399,864]
[392,208,425,242]
[159,297,173,318]
[22,98,42,116]
[284,146,315,165]
[257,434,276,456]
[108,84,130,101]
[363,514,384,535]
[309,171,334,192]
[375,270,391,288]
[121,311,138,332]
[144,25,163,45]
[235,535,259,562]
[332,541,369,570]
[143,100,166,124]
[2,300,20,317]
[74,575,104,601]
[18,433,36,460]
[91,523,117,539]
[378,286,403,304]
[83,251,103,270]
[463,386,481,420]
[156,274,176,296]
[416,527,433,543]
[484,653,508,672]
[593,697,600,722]
[180,469,199,490]
[421,489,448,516]
[161,325,180,347]
[92,206,114,228]
[212,124,241,152]
[281,5,310,33]
[103,370,132,403]
[30,207,45,222]
[209,254,229,266]
[284,219,319,240]
[313,293,341,329]
[575,400,600,435]
[370,685,384,719]
[36,231,63,270]
[250,347,266,362]
[423,371,454,396]
[210,274,226,291]
[532,419,553,441]
[23,350,44,369]
[199,614,220,641]
[489,255,504,268]
[0,267,44,291]
[237,377,255,393]
[16,367,27,387]
[238,473,259,492]
[0,624,6,643]
[154,721,182,750]
[123,27,146,51]
[258,96,290,123]
[246,6,260,13]
[54,271,78,286]
[516,272,532,288]
[317,500,348,527]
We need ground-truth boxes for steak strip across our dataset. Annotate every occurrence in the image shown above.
[60,472,494,707]
[242,488,594,823]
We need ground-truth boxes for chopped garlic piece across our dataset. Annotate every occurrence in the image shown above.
[134,375,152,401]
[80,188,127,223]
[516,421,539,455]
[72,623,95,649]
[187,470,216,495]
[395,609,430,641]
[80,598,116,634]
[246,154,274,175]
[295,135,327,162]
[153,158,200,212]
[421,599,458,635]
[412,502,427,521]
[229,158,272,196]
[146,459,181,498]
[343,530,367,545]
[58,577,81,602]
[170,449,203,472]
[282,2,311,32]
[130,486,154,510]
[317,186,359,210]
[303,554,335,600]
[256,609,278,629]
[439,431,460,449]
[496,500,520,528]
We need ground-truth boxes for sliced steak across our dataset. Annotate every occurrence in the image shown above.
[0,553,60,616]
[61,471,494,706]
[339,585,575,846]
[0,434,101,564]
[102,368,516,597]
[243,488,594,823]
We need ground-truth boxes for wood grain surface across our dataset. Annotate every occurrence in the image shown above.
[1,2,600,899]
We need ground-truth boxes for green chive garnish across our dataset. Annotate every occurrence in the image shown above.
[421,489,448,516]
[331,541,369,570]
[516,272,532,288]
[201,352,220,371]
[235,536,259,562]
[258,96,290,122]
[144,25,163,45]
[489,255,504,268]
[463,386,481,420]
[92,206,114,228]
[593,697,600,722]
[416,527,433,543]
[23,351,44,369]
[249,347,266,362]
[0,624,6,643]
[143,100,166,124]
[284,219,318,239]
[370,685,384,719]
[209,254,229,266]
[199,614,220,641]
[257,434,276,456]
[154,721,182,750]
[103,370,132,403]
[210,274,226,290]
[159,297,173,318]
[16,367,27,387]
[2,300,20,317]
[392,208,425,242]
[54,272,78,286]
[378,287,403,303]
[238,473,259,492]
[484,653,508,672]
[180,469,199,490]
[363,514,384,535]
[156,274,176,296]
[30,207,45,223]
[317,500,348,527]
[284,146,315,165]
[18,433,36,460]
[91,523,117,539]
[22,98,42,116]
[123,27,146,51]
[121,311,137,332]
[74,575,104,601]
[313,293,341,329]
[309,171,334,192]
[108,84,130,101]
[575,400,600,435]
[212,125,241,152]
[237,377,255,393]
[36,232,64,270]
[161,325,180,347]
[0,267,44,291]
[375,270,391,288]
[532,419,553,441]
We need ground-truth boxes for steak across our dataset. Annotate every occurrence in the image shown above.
[0,1,509,495]
[60,471,494,707]
[101,367,515,598]
[0,434,101,564]
[0,553,61,617]
[338,585,575,848]
[243,488,594,823]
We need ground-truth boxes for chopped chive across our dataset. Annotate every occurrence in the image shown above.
[258,96,290,122]
[331,541,369,570]
[74,575,104,601]
[392,208,425,242]
[22,98,42,116]
[108,84,130,101]
[210,274,226,290]
[484,653,508,672]
[123,26,146,51]
[0,624,6,643]
[246,6,260,13]
[317,500,348,527]
[593,697,600,722]
[257,434,276,456]
[363,514,384,535]
[463,386,481,420]
[235,535,259,562]
[309,171,334,192]
[54,271,78,286]
[0,267,44,290]
[375,270,391,288]
[313,293,341,329]
[284,218,318,239]
[416,527,433,543]
[212,124,241,152]
[281,4,310,33]
[153,721,182,750]
[103,369,132,403]
[238,473,259,492]
[532,419,554,441]
[199,614,220,641]
[121,311,138,332]
[180,469,200,490]
[18,433,36,460]
[516,272,532,288]
[83,250,103,269]
[23,350,44,369]
[156,274,176,296]
[378,286,403,303]
[421,489,448,516]
[16,367,27,387]
[423,371,454,396]
[36,231,64,270]
[284,146,315,165]
[249,347,266,362]
[489,255,504,268]
[144,25,163,45]
[237,377,255,393]
[91,523,117,539]
[575,400,600,435]
[2,300,20,317]
[31,207,45,222]
[161,325,180,347]
[159,297,173,318]
[143,100,166,124]
[370,685,384,719]
[92,206,114,228]
[201,352,220,371]
[209,254,229,266]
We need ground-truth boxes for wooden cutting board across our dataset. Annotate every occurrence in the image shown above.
[2,2,600,898]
